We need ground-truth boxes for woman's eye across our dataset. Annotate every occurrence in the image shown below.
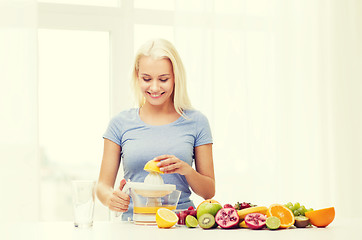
[160,78,169,82]
[143,78,151,81]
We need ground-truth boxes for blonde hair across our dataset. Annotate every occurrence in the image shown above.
[131,39,192,117]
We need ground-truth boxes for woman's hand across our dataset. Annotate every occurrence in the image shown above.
[107,179,130,212]
[154,155,193,176]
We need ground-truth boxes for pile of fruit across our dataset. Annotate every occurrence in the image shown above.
[155,199,335,230]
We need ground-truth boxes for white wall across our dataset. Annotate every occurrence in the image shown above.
[0,0,39,221]
[331,0,362,217]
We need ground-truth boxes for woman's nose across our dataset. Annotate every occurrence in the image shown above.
[149,80,160,91]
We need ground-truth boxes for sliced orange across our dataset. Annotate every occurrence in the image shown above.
[196,199,221,212]
[305,207,335,227]
[144,159,163,174]
[267,204,295,229]
[156,208,178,228]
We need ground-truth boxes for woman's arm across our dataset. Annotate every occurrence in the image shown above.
[155,143,215,200]
[185,143,215,199]
[96,139,130,212]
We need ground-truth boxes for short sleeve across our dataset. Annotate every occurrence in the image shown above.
[103,116,122,146]
[194,112,213,147]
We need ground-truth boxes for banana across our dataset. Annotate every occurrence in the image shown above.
[237,206,268,219]
[239,220,248,228]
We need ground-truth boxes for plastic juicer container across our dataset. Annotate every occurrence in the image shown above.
[123,182,181,225]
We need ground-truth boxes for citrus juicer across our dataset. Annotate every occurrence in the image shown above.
[121,161,181,225]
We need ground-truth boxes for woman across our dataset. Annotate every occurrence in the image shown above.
[96,39,215,220]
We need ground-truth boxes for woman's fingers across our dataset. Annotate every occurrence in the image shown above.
[160,161,181,173]
[156,155,176,167]
[111,194,129,207]
[109,189,130,212]
[157,156,187,174]
[154,155,193,175]
[109,205,128,212]
[115,189,130,203]
[153,155,173,161]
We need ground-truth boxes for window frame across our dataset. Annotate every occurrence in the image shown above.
[38,0,176,116]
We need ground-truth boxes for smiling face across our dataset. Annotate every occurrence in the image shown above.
[137,56,175,108]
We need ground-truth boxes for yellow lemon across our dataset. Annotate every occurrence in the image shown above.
[144,160,163,174]
[156,208,178,228]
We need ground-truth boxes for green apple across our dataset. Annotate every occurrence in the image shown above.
[196,202,222,219]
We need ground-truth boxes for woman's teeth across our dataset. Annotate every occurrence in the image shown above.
[149,93,163,97]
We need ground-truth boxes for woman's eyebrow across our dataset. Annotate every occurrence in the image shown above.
[140,73,171,77]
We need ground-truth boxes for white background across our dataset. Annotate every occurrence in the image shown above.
[1,0,361,222]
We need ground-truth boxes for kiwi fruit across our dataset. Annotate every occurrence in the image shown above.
[294,216,310,228]
[198,213,216,229]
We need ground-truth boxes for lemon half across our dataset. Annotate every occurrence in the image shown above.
[156,208,178,228]
[144,160,163,174]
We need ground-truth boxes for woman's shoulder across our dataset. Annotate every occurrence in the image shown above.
[111,108,138,122]
[183,108,209,121]
[182,109,212,140]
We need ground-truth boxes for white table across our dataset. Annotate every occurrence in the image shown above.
[1,218,359,240]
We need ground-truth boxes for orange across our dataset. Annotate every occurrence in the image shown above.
[156,208,178,228]
[267,204,295,229]
[196,199,221,212]
[144,159,163,174]
[305,207,335,227]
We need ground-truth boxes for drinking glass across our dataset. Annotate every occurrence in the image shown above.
[72,180,96,228]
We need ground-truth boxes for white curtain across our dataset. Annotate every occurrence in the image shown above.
[0,0,39,221]
[174,0,362,218]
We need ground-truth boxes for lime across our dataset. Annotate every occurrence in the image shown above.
[185,215,198,228]
[266,216,281,230]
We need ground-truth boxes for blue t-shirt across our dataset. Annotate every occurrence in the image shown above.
[103,108,213,220]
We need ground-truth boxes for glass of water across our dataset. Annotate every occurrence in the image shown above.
[72,180,96,228]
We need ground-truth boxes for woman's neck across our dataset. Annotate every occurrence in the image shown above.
[141,101,176,115]
[139,102,180,125]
